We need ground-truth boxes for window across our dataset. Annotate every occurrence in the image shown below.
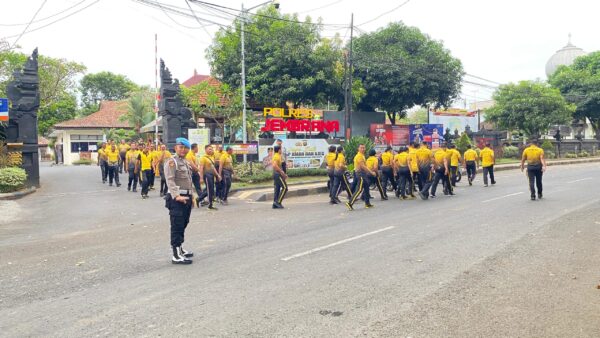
[71,142,99,153]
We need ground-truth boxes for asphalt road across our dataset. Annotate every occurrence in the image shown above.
[1,162,599,337]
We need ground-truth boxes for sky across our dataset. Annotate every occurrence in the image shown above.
[3,0,600,104]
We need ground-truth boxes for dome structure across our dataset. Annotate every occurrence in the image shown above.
[545,34,586,77]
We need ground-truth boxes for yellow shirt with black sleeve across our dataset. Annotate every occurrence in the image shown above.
[464,149,478,162]
[434,149,447,167]
[353,152,366,173]
[394,152,409,168]
[138,151,153,171]
[220,152,233,170]
[272,152,282,169]
[480,147,495,167]
[366,156,379,172]
[200,155,216,174]
[522,145,544,165]
[409,147,419,172]
[334,153,346,171]
[415,146,432,168]
[381,151,393,167]
[325,152,336,170]
[450,149,461,167]
[106,148,120,163]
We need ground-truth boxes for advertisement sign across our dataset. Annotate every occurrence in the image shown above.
[409,124,444,149]
[370,124,412,148]
[222,143,258,155]
[0,98,8,121]
[259,139,330,169]
[428,108,479,133]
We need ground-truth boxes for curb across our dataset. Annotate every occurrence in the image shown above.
[483,157,600,173]
[229,179,327,195]
[0,186,37,200]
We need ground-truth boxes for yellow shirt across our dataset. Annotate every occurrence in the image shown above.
[220,152,233,170]
[381,152,393,167]
[366,156,379,172]
[353,152,366,172]
[434,149,447,166]
[272,153,282,168]
[118,143,130,153]
[408,147,418,172]
[522,145,544,165]
[106,148,120,163]
[415,146,432,167]
[214,150,223,164]
[394,152,409,167]
[98,148,107,161]
[325,152,336,169]
[185,151,198,166]
[450,149,461,167]
[334,153,346,171]
[138,151,153,171]
[464,149,478,162]
[125,149,140,165]
[480,147,495,167]
[200,155,216,173]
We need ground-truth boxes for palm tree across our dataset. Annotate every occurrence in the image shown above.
[121,88,154,133]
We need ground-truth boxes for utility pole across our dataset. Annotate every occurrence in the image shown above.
[241,3,248,162]
[344,14,354,141]
[154,33,159,147]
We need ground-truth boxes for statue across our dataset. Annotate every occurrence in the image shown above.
[464,125,473,139]
[453,128,460,140]
[443,128,452,143]
[158,59,196,150]
[5,48,40,188]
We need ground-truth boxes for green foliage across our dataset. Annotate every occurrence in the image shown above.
[579,150,590,157]
[352,22,463,120]
[487,80,575,137]
[540,139,554,152]
[545,150,556,159]
[38,94,77,135]
[102,128,138,143]
[455,133,473,154]
[398,108,428,125]
[565,152,578,158]
[550,51,600,140]
[0,167,27,193]
[121,87,155,132]
[0,141,11,168]
[502,146,519,158]
[288,168,328,177]
[344,136,374,165]
[72,159,92,165]
[80,71,138,113]
[207,6,342,107]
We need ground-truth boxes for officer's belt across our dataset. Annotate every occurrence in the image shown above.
[178,189,192,195]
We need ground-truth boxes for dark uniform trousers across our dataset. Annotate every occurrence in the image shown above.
[527,164,543,197]
[149,169,155,188]
[332,170,352,200]
[413,171,422,192]
[100,160,108,182]
[204,172,216,207]
[166,193,192,247]
[373,173,386,199]
[119,152,126,173]
[431,167,451,196]
[191,172,202,197]
[127,164,138,190]
[397,167,412,197]
[327,169,335,200]
[221,169,233,201]
[381,166,397,192]
[141,169,152,195]
[466,161,476,181]
[214,164,221,198]
[450,165,458,187]
[273,172,288,204]
[159,168,167,195]
[349,171,370,206]
[483,165,495,185]
[418,165,433,196]
[108,162,120,185]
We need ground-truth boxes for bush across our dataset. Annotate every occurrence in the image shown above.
[0,167,27,193]
[541,139,554,153]
[545,150,556,159]
[579,150,590,157]
[344,136,374,165]
[287,168,328,177]
[502,146,519,159]
[455,133,473,154]
[72,159,92,165]
[565,152,578,159]
[233,163,329,183]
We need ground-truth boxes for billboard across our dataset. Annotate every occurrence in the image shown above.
[221,143,258,155]
[409,124,444,149]
[259,139,330,169]
[188,128,210,155]
[428,108,479,133]
[370,124,410,149]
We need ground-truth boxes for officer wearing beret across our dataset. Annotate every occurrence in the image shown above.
[164,137,195,265]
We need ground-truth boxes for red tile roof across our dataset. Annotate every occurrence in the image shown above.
[182,69,211,87]
[54,101,132,129]
[38,135,49,146]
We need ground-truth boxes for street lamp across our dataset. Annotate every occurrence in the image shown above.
[241,0,278,162]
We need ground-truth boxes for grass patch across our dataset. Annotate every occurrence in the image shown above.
[232,175,328,190]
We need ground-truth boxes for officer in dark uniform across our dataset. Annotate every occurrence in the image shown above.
[164,137,195,265]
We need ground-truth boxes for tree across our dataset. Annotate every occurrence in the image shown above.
[352,22,463,124]
[120,87,155,133]
[398,107,428,124]
[455,132,473,154]
[102,128,138,144]
[38,94,77,135]
[550,51,600,139]
[80,71,138,112]
[486,81,575,138]
[344,136,374,167]
[207,7,342,107]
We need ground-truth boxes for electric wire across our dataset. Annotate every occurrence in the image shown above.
[11,0,48,48]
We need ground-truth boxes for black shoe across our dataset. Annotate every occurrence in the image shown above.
[365,203,374,209]
[160,193,165,197]
[172,247,192,265]
[335,197,342,204]
[418,191,428,200]
[443,190,449,196]
[109,183,113,187]
[132,188,137,192]
[345,202,354,211]
[531,196,536,201]
[116,183,121,187]
[181,247,194,258]
[127,187,131,191]
[200,201,209,207]
[491,181,496,185]
[330,200,338,205]
[207,205,218,210]
[449,192,455,196]
[381,196,388,201]
[538,193,543,199]
[430,194,436,199]
[102,180,106,184]
[469,180,472,186]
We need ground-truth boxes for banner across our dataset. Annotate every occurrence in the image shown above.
[409,124,444,149]
[428,108,479,133]
[222,143,258,155]
[259,139,331,169]
[370,124,410,148]
[188,128,210,155]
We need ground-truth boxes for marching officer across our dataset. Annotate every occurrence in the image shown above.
[521,139,547,200]
[480,143,496,187]
[416,142,434,200]
[430,143,451,198]
[118,139,130,174]
[380,146,397,195]
[331,146,352,202]
[463,144,478,185]
[409,142,421,192]
[199,145,221,210]
[98,142,108,183]
[367,148,387,200]
[448,144,461,187]
[106,144,121,187]
[326,145,337,204]
[125,142,139,192]
[164,137,194,265]
[346,144,375,210]
[217,146,234,204]
[213,144,223,202]
[394,146,413,199]
[138,144,153,199]
[272,145,288,209]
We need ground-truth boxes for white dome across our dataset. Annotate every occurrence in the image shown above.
[545,36,586,77]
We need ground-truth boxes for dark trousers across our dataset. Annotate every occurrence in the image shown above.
[397,167,412,197]
[332,170,352,200]
[373,174,386,199]
[166,193,192,247]
[466,161,476,182]
[349,171,369,206]
[149,169,155,188]
[160,172,167,195]
[141,169,152,196]
[450,166,458,186]
[413,171,422,192]
[527,165,543,197]
[221,169,232,201]
[204,173,216,207]
[483,166,495,185]
[327,170,335,200]
[128,167,138,190]
[100,161,108,182]
[215,165,222,199]
[273,172,288,205]
[419,166,433,196]
[191,172,202,197]
[431,167,452,196]
[108,164,120,185]
[119,153,126,173]
[381,166,397,192]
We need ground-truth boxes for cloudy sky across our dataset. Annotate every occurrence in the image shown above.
[3,0,599,103]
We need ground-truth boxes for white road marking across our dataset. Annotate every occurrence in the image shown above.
[567,177,592,184]
[281,226,395,261]
[481,192,524,203]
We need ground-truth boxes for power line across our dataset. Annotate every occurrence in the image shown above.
[356,0,410,27]
[298,0,344,14]
[11,0,48,48]
[0,0,88,27]
[465,73,502,85]
[184,0,214,39]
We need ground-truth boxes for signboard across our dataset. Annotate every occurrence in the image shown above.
[409,124,444,149]
[0,98,8,121]
[188,128,210,154]
[370,124,410,148]
[260,107,339,133]
[222,143,258,155]
[259,139,330,169]
[428,108,479,133]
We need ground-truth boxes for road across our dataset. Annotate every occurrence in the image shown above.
[1,162,599,337]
